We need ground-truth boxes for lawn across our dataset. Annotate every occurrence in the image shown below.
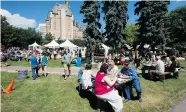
[1,71,186,112]
[7,59,75,68]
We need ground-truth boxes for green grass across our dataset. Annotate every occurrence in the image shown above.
[7,59,75,68]
[179,60,186,68]
[1,71,186,112]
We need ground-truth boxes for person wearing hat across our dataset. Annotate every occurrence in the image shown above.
[119,60,142,102]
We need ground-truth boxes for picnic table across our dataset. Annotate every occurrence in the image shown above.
[115,78,131,98]
[142,63,156,74]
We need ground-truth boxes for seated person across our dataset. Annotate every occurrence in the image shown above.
[78,64,95,90]
[169,56,179,79]
[150,56,165,81]
[107,60,119,81]
[119,60,142,102]
[94,63,123,112]
[165,57,172,71]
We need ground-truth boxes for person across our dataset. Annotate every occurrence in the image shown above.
[53,50,57,60]
[76,54,82,67]
[94,63,123,112]
[78,64,95,91]
[169,56,179,79]
[150,56,165,81]
[134,47,140,69]
[41,53,48,77]
[119,60,142,102]
[107,60,119,81]
[29,54,39,80]
[62,49,73,80]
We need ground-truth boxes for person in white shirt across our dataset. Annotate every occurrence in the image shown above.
[107,60,119,81]
[150,56,165,81]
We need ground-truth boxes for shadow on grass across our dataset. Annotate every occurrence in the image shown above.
[75,86,114,112]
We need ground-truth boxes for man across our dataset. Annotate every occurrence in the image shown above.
[150,56,165,81]
[62,49,73,80]
[119,60,142,102]
[107,60,119,81]
[29,54,39,80]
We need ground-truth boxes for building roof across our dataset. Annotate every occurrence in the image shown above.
[51,3,72,16]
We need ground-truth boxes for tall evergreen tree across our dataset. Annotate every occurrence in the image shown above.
[80,1,102,63]
[102,1,128,53]
[167,6,186,50]
[134,1,170,50]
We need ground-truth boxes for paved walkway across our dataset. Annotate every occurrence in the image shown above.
[170,98,186,112]
[1,66,98,75]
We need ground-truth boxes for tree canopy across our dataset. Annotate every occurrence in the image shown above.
[167,6,186,50]
[1,15,43,49]
[135,1,170,49]
[80,1,103,62]
[102,1,128,53]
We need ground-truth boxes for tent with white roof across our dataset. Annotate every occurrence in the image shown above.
[29,42,40,47]
[60,40,78,48]
[44,40,60,48]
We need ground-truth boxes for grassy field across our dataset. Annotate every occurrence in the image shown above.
[1,70,186,112]
[7,59,75,68]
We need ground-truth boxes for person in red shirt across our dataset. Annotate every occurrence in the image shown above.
[94,63,123,112]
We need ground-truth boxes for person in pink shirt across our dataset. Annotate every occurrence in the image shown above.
[94,63,123,112]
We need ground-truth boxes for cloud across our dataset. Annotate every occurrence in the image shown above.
[0,9,36,29]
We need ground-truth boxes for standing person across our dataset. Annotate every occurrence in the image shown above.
[41,53,48,77]
[94,63,123,112]
[62,49,73,80]
[119,60,142,102]
[29,54,39,80]
[53,50,57,60]
[134,46,140,70]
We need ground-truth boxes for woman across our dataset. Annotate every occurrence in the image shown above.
[94,63,123,112]
[41,53,48,77]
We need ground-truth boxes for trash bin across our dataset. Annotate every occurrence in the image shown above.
[17,69,28,80]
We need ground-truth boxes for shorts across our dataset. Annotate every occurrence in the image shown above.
[42,64,47,71]
[64,63,71,70]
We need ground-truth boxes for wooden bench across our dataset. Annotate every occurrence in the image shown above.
[78,83,107,112]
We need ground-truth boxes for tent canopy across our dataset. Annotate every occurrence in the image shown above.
[44,40,60,48]
[60,40,78,48]
[101,44,110,50]
[28,42,40,47]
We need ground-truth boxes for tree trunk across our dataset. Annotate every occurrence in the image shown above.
[91,52,94,64]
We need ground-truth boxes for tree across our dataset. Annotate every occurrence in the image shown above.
[167,6,186,50]
[1,15,43,48]
[102,1,128,53]
[71,39,86,47]
[125,24,139,46]
[80,1,103,63]
[44,33,54,44]
[134,1,170,50]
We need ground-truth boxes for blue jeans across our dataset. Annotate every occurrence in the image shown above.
[31,66,38,80]
[124,79,142,100]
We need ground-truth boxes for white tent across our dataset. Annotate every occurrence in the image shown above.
[101,44,110,58]
[44,40,60,48]
[125,44,132,49]
[28,42,40,47]
[102,44,110,50]
[144,44,150,48]
[60,40,78,48]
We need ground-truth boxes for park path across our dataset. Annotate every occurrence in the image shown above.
[1,66,98,75]
[170,97,186,112]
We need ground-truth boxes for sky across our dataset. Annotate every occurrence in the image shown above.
[1,0,186,30]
